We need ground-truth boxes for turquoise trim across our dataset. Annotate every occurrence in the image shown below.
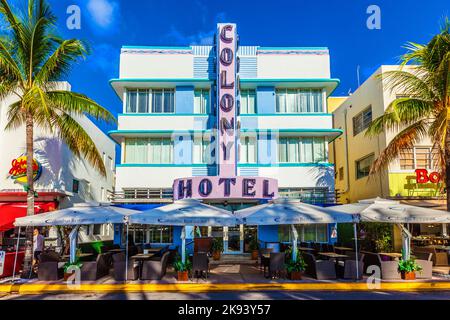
[110,78,212,84]
[108,129,212,135]
[117,163,334,168]
[117,164,209,168]
[258,47,329,51]
[240,128,343,134]
[240,78,340,84]
[238,163,334,168]
[118,113,210,117]
[240,113,332,117]
[122,46,192,50]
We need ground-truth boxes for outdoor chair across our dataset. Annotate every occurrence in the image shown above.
[112,252,139,281]
[140,251,170,280]
[37,252,64,281]
[414,247,448,266]
[258,248,273,273]
[192,252,210,280]
[80,253,111,281]
[337,254,365,280]
[414,252,433,279]
[302,252,336,280]
[362,251,381,274]
[376,254,401,280]
[194,237,213,254]
[268,252,287,279]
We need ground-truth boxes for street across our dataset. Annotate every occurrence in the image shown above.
[2,290,450,300]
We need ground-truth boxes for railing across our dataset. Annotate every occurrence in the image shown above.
[110,188,340,205]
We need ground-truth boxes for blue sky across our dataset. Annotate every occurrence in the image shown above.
[37,0,449,134]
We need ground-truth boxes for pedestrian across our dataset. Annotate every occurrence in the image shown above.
[33,228,44,266]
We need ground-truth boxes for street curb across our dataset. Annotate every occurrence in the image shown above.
[2,281,450,295]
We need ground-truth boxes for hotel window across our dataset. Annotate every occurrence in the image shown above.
[278,224,328,243]
[400,146,438,170]
[193,135,213,164]
[278,137,326,163]
[126,89,175,113]
[147,226,173,243]
[125,138,148,164]
[276,89,323,113]
[240,90,256,114]
[194,89,210,114]
[149,138,173,164]
[353,106,372,136]
[240,135,257,164]
[356,154,374,179]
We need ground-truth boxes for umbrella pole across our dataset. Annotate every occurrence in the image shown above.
[12,227,21,281]
[181,226,186,264]
[125,223,129,282]
[290,225,298,262]
[353,223,359,280]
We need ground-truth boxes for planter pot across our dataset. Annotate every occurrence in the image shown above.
[251,250,258,260]
[213,251,221,261]
[289,271,303,281]
[177,271,189,282]
[401,271,416,281]
[64,272,74,281]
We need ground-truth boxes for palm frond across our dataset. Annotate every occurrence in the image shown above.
[4,100,25,130]
[54,112,107,176]
[46,90,116,123]
[369,120,428,175]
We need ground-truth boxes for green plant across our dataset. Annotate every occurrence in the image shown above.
[0,0,115,275]
[249,238,259,251]
[365,18,450,210]
[212,237,223,253]
[398,259,423,273]
[63,261,82,273]
[285,251,307,273]
[360,223,393,252]
[173,254,192,272]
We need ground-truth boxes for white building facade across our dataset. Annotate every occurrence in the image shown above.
[109,24,341,252]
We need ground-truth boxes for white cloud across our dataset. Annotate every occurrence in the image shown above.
[87,0,118,29]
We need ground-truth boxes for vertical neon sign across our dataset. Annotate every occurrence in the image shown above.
[217,23,237,177]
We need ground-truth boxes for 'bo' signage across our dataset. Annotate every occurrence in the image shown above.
[415,169,441,184]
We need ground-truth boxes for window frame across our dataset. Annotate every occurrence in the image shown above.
[355,153,375,180]
[399,146,438,171]
[277,137,327,164]
[194,89,211,114]
[240,89,257,114]
[275,88,324,114]
[352,105,373,136]
[125,88,176,114]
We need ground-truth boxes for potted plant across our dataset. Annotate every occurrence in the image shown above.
[286,253,307,281]
[212,238,223,261]
[173,255,192,281]
[63,261,83,281]
[398,259,422,280]
[249,238,259,260]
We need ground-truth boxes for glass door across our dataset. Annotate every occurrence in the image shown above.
[224,225,244,254]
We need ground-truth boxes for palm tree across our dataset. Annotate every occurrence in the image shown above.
[0,0,115,277]
[366,19,450,210]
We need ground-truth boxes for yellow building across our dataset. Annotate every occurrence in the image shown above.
[329,66,446,248]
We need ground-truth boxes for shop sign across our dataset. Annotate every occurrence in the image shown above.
[8,155,42,185]
[415,169,441,184]
[0,251,5,275]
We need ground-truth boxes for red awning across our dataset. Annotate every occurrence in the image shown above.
[0,202,57,232]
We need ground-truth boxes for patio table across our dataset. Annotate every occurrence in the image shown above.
[107,249,125,254]
[333,246,353,252]
[318,252,348,261]
[130,253,156,278]
[144,248,163,254]
[298,247,315,252]
[379,252,402,260]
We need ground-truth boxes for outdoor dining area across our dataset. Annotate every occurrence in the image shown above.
[5,197,450,284]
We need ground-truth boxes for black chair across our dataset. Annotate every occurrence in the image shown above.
[80,253,111,281]
[192,252,210,280]
[258,248,273,273]
[268,252,286,278]
[302,253,337,280]
[37,252,64,281]
[112,252,139,281]
[141,251,170,280]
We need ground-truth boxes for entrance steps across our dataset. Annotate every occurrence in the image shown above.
[210,253,257,265]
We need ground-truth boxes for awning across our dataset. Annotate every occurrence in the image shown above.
[14,203,140,227]
[236,198,357,225]
[330,198,450,224]
[0,202,57,232]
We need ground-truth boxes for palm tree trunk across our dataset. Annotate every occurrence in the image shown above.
[446,124,450,212]
[21,113,35,278]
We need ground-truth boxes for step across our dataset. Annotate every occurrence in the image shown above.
[210,254,257,265]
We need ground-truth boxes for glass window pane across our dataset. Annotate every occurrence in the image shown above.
[164,90,174,113]
[161,139,173,163]
[287,90,297,113]
[316,224,327,242]
[203,90,210,114]
[278,138,288,163]
[138,90,148,113]
[149,139,161,163]
[302,138,313,163]
[288,138,300,163]
[298,91,309,112]
[127,91,137,113]
[248,91,256,114]
[194,90,202,114]
[400,148,414,170]
[313,138,325,162]
[152,90,163,113]
[304,225,315,242]
[416,147,430,169]
[356,154,374,179]
[276,90,287,113]
[240,91,248,114]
